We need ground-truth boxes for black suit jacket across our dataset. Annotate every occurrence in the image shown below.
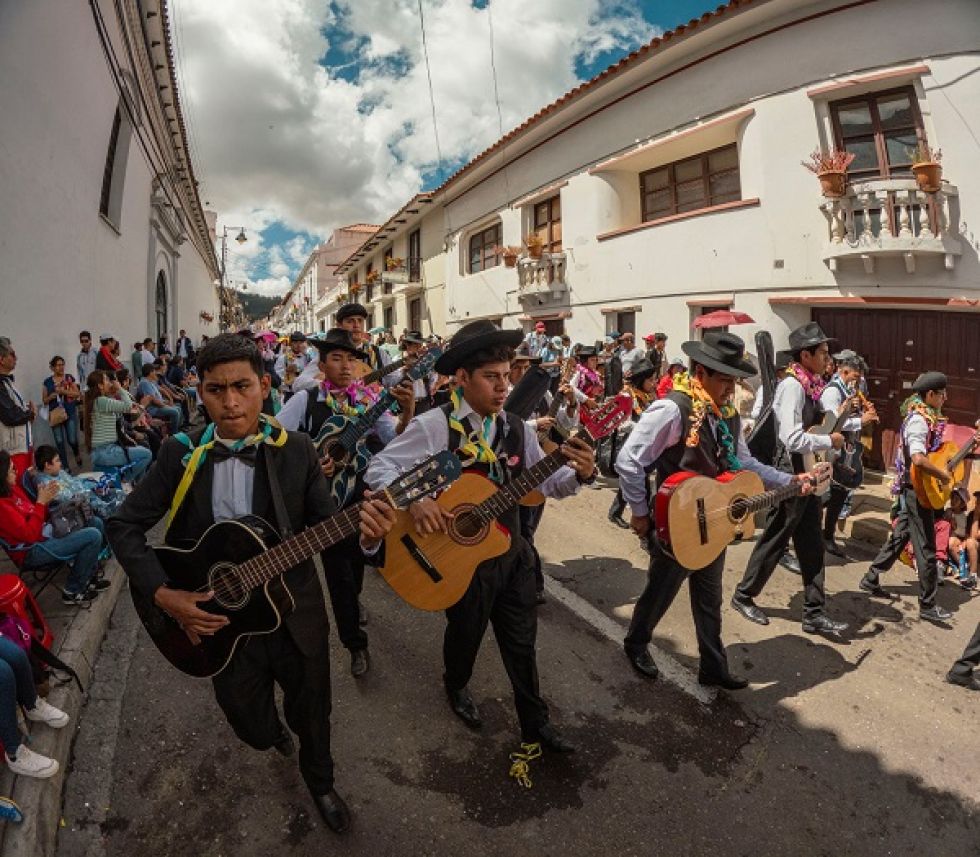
[107,427,336,656]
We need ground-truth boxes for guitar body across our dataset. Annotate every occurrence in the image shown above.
[130,517,293,678]
[655,470,764,570]
[911,441,964,510]
[314,415,371,507]
[379,472,512,611]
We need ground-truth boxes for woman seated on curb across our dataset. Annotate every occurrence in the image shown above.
[0,450,109,606]
[0,627,69,779]
[33,445,125,518]
[82,371,152,482]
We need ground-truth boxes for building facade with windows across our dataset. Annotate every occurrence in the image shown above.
[0,0,221,399]
[426,0,978,470]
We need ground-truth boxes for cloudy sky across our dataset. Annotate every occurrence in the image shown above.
[171,0,715,295]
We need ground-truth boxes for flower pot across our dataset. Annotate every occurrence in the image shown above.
[817,170,847,198]
[503,253,518,268]
[526,245,544,260]
[912,162,942,193]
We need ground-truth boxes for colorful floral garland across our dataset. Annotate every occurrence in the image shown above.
[319,378,378,417]
[786,362,826,402]
[672,372,741,471]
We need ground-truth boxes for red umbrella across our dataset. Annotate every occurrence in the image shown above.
[693,310,755,329]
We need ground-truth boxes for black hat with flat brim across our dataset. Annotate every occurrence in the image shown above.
[628,357,656,385]
[310,328,362,359]
[402,330,426,345]
[576,346,598,360]
[681,332,757,379]
[435,320,523,375]
[788,322,831,353]
[336,303,369,323]
[912,371,947,393]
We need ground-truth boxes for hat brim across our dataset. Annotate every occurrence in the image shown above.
[311,339,362,359]
[435,329,524,374]
[681,342,756,379]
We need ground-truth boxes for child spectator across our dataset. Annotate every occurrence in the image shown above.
[946,487,977,588]
[33,445,124,518]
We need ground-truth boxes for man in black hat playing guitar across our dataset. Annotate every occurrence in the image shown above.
[107,334,397,834]
[616,332,807,686]
[365,320,596,753]
[731,322,850,637]
[337,303,391,378]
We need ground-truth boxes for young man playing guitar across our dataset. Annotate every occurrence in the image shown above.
[338,302,391,379]
[365,320,596,753]
[107,334,397,835]
[277,328,414,677]
[862,372,977,621]
[616,333,805,687]
[731,322,850,637]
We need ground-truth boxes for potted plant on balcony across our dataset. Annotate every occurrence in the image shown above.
[523,233,546,260]
[802,148,855,198]
[495,245,522,268]
[365,270,379,284]
[385,256,404,270]
[907,143,942,193]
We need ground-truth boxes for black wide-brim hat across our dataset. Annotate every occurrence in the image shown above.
[788,322,831,353]
[310,328,362,358]
[402,329,426,345]
[435,320,523,374]
[628,357,656,385]
[912,371,948,393]
[336,303,369,323]
[576,345,598,360]
[681,332,756,379]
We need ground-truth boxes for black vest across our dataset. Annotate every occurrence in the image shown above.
[653,391,742,490]
[361,343,385,372]
[441,404,526,561]
[773,376,824,475]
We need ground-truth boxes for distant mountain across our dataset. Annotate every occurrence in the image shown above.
[236,290,281,324]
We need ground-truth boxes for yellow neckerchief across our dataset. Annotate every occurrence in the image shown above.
[448,387,500,478]
[164,414,289,532]
[628,384,654,416]
[671,371,740,468]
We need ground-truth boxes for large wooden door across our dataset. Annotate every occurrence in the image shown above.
[813,308,980,471]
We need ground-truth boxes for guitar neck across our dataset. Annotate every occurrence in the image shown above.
[737,480,802,515]
[362,357,405,386]
[947,433,980,470]
[334,393,396,452]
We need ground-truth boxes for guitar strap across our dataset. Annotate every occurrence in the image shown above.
[262,444,294,539]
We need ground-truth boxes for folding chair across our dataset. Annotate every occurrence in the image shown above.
[0,537,65,597]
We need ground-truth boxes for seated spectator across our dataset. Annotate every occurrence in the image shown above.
[0,450,108,605]
[655,357,687,399]
[946,487,977,588]
[33,445,124,518]
[0,626,69,778]
[42,355,81,473]
[83,371,152,481]
[94,334,123,373]
[166,355,199,410]
[137,364,181,435]
[114,369,162,459]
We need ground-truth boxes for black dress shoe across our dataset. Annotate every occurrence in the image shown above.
[698,671,749,690]
[823,538,845,559]
[608,513,630,529]
[946,672,980,691]
[920,605,953,623]
[358,600,369,627]
[273,729,295,757]
[350,649,370,678]
[802,614,849,635]
[730,596,770,626]
[535,590,547,606]
[779,552,802,574]
[859,576,895,599]
[536,723,576,753]
[310,789,351,834]
[446,686,482,729]
[625,648,659,679]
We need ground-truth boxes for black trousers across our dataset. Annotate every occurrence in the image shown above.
[866,487,938,608]
[609,490,627,520]
[625,541,728,678]
[949,622,980,677]
[212,624,334,794]
[323,537,367,652]
[518,503,545,593]
[443,546,549,740]
[734,494,827,620]
[822,482,850,539]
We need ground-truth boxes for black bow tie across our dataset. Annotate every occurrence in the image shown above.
[210,444,258,466]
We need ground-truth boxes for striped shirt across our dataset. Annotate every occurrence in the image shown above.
[91,396,130,449]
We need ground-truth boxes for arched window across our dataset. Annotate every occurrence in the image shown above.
[155,272,168,343]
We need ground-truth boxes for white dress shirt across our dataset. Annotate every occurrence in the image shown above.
[615,398,791,517]
[210,434,256,522]
[365,395,581,499]
[904,411,929,456]
[277,387,397,445]
[819,380,862,433]
[774,376,833,456]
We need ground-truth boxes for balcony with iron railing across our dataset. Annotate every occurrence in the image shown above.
[516,252,567,300]
[384,257,424,297]
[821,177,961,273]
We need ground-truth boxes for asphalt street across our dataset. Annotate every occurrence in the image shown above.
[56,484,980,857]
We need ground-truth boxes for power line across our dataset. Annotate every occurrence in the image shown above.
[416,0,444,175]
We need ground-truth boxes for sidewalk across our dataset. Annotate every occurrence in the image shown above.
[0,557,126,857]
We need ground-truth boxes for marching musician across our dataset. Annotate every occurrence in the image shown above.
[569,345,603,410]
[277,328,414,677]
[337,302,391,379]
[274,331,314,401]
[365,320,596,754]
[399,329,439,414]
[616,332,801,687]
[107,334,397,834]
[730,323,850,638]
[861,372,974,621]
[608,356,658,530]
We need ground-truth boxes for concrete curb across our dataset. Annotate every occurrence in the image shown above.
[0,563,126,857]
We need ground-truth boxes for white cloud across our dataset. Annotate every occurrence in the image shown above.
[172,0,656,295]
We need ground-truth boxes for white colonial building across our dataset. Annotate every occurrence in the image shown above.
[364,0,978,471]
[0,0,221,400]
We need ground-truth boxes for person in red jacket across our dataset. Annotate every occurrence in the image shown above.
[95,334,123,374]
[655,357,687,398]
[0,451,107,605]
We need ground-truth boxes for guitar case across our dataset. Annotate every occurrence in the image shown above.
[504,366,552,420]
[747,330,778,465]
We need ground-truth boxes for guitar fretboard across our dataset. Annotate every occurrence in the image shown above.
[733,480,802,516]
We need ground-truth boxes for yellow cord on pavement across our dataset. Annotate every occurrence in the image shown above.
[508,742,542,789]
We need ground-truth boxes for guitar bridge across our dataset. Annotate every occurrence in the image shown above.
[697,498,708,545]
[400,534,443,583]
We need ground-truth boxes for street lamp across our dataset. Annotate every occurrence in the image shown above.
[219,226,248,331]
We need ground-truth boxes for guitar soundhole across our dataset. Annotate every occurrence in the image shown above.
[449,505,487,545]
[729,497,749,524]
[209,564,250,610]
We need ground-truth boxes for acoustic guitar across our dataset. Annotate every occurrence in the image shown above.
[129,452,461,678]
[314,348,442,507]
[379,404,628,612]
[655,462,832,570]
[800,397,857,495]
[350,341,437,385]
[911,420,980,510]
